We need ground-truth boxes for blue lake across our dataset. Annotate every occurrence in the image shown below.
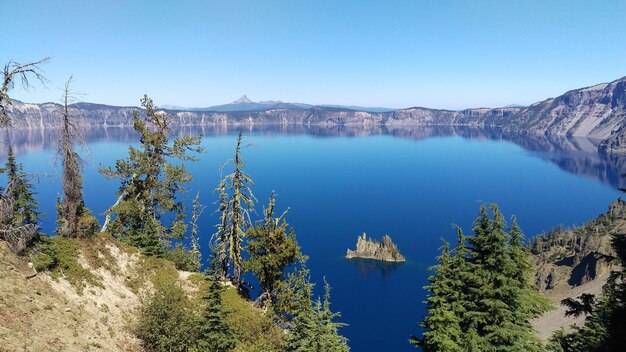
[1,126,622,351]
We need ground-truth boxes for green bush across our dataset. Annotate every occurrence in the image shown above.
[29,236,102,294]
[163,243,200,272]
[137,280,197,352]
[77,208,100,237]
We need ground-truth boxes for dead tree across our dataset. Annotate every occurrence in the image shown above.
[56,76,89,237]
[1,57,50,128]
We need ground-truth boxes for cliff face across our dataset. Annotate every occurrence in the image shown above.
[533,199,626,292]
[532,199,626,339]
[346,233,405,262]
[4,100,518,129]
[5,76,626,153]
[497,78,626,140]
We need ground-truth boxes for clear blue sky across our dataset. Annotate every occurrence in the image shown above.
[2,0,625,109]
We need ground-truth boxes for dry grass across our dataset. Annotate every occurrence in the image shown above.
[0,236,287,351]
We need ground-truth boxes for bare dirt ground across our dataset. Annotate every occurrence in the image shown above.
[0,242,143,352]
[533,271,608,340]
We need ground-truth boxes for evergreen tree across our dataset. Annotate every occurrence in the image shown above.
[195,265,238,352]
[214,179,230,277]
[189,193,203,272]
[312,281,350,352]
[100,95,202,254]
[0,145,39,253]
[285,266,320,351]
[413,240,464,352]
[507,217,552,348]
[214,131,255,284]
[285,267,350,352]
[245,192,303,309]
[5,146,39,225]
[416,204,549,351]
[466,204,547,351]
[137,279,196,352]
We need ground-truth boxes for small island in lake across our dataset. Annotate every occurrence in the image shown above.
[346,233,405,262]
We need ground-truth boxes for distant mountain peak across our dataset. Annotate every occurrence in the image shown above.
[232,95,253,104]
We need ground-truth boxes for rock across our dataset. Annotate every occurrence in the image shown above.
[533,199,626,292]
[346,233,405,262]
[5,75,626,154]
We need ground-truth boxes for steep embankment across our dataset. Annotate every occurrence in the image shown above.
[0,236,282,352]
[532,199,626,339]
[0,237,144,351]
[5,76,626,153]
[497,79,626,140]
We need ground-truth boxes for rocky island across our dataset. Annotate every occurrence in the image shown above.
[346,233,405,262]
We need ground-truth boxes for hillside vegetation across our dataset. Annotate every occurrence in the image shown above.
[0,235,284,352]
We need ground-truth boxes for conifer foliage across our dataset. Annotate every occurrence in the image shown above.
[245,191,303,309]
[0,57,47,253]
[195,265,238,352]
[0,146,39,253]
[285,268,350,352]
[100,95,202,255]
[415,204,550,351]
[214,131,256,284]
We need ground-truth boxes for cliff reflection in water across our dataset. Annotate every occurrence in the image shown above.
[346,257,403,280]
[1,124,624,190]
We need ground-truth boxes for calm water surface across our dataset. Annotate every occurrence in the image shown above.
[1,126,622,351]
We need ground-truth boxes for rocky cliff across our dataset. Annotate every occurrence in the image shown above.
[532,199,626,339]
[497,78,626,140]
[346,233,405,262]
[533,199,626,292]
[5,76,626,153]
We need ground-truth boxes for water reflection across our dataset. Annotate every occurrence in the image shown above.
[1,124,624,189]
[346,257,403,280]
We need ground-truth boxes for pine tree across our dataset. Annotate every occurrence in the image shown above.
[189,193,203,272]
[414,240,464,352]
[214,131,255,284]
[468,204,548,351]
[5,146,39,225]
[214,179,230,278]
[285,267,350,351]
[137,279,196,352]
[245,191,303,309]
[507,217,551,350]
[313,281,350,352]
[0,145,39,253]
[285,266,320,351]
[100,95,202,254]
[416,204,550,351]
[195,265,238,352]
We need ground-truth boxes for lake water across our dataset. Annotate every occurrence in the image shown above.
[1,125,622,351]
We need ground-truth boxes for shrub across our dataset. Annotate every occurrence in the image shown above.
[137,280,197,352]
[29,235,102,294]
[163,243,200,272]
